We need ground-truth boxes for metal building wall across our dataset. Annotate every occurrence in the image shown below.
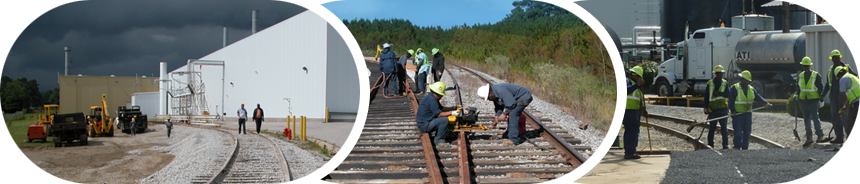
[59,76,159,114]
[802,24,855,76]
[131,92,159,117]
[171,11,329,119]
[325,23,360,113]
[577,0,661,43]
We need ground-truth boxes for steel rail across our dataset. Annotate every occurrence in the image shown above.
[203,129,239,184]
[639,121,712,150]
[406,69,446,184]
[446,67,473,184]
[253,132,292,181]
[451,63,586,168]
[649,113,786,149]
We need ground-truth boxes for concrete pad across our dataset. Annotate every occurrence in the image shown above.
[215,119,354,148]
[576,150,670,184]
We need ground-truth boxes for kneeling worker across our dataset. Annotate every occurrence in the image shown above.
[477,82,533,145]
[416,82,460,146]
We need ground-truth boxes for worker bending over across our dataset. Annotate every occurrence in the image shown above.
[416,82,460,146]
[623,66,646,159]
[795,57,826,146]
[477,83,533,146]
[825,50,855,144]
[728,70,771,150]
[835,65,859,144]
[704,65,730,149]
[396,50,414,95]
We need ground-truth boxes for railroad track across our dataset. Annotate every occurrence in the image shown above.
[328,61,590,183]
[191,128,291,183]
[644,113,785,150]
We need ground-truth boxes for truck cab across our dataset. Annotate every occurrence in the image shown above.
[653,28,746,96]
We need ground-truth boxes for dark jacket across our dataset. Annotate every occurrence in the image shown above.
[492,83,532,116]
[432,53,445,73]
[379,49,397,74]
[398,54,411,67]
[253,108,264,121]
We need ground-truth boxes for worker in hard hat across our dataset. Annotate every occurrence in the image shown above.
[477,82,532,146]
[416,82,460,146]
[396,50,414,95]
[431,48,445,82]
[703,65,730,149]
[835,65,860,144]
[825,49,856,144]
[414,48,430,94]
[728,70,772,150]
[166,117,173,138]
[795,57,826,146]
[379,43,398,97]
[130,115,137,136]
[623,66,646,159]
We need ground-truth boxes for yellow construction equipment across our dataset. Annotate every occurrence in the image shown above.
[86,94,114,137]
[26,104,59,142]
[448,106,487,132]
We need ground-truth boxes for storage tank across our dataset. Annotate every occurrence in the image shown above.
[734,32,806,72]
[731,14,775,31]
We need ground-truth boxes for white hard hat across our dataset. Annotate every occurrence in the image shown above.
[477,84,490,101]
[383,43,391,48]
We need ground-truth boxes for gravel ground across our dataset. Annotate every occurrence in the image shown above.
[139,126,234,183]
[648,105,834,149]
[257,133,327,180]
[437,66,603,155]
[662,148,837,183]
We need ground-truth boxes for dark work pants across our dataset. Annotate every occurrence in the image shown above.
[255,119,262,133]
[832,95,845,141]
[707,109,729,148]
[416,72,427,93]
[238,118,246,134]
[506,105,528,144]
[433,69,443,82]
[732,113,752,150]
[842,102,859,140]
[384,73,396,96]
[397,65,407,94]
[421,117,450,144]
[622,109,641,156]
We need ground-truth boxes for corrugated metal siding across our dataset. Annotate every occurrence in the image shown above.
[169,11,330,118]
[131,92,159,117]
[803,25,855,78]
[326,23,360,113]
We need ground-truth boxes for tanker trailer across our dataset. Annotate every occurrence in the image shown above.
[732,32,806,99]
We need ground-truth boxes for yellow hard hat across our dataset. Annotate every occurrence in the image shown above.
[713,65,725,73]
[429,82,446,96]
[738,70,752,81]
[629,66,644,77]
[830,49,842,59]
[835,65,850,75]
[407,49,415,56]
[417,48,423,52]
[432,48,440,55]
[801,57,812,66]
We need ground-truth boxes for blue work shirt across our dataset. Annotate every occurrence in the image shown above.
[728,84,768,113]
[492,83,532,116]
[416,94,443,132]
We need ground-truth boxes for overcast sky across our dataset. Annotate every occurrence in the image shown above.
[2,0,306,91]
[324,0,515,28]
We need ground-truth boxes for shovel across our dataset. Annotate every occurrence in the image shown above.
[794,103,802,142]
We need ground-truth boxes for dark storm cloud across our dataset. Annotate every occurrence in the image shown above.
[3,0,306,90]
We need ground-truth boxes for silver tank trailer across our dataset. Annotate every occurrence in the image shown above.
[734,32,806,72]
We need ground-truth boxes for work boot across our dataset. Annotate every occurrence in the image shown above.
[624,153,641,159]
[502,139,516,146]
[803,136,814,147]
[816,134,826,142]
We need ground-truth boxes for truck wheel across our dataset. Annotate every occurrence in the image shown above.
[656,79,672,97]
[27,139,32,143]
[751,81,766,98]
[108,126,114,137]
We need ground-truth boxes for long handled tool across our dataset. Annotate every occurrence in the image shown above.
[686,106,767,132]
[641,92,653,154]
[794,103,802,141]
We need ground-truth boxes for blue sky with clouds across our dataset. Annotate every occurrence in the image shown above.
[324,0,517,28]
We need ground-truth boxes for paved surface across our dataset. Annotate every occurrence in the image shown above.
[662,146,837,184]
[577,149,671,184]
[216,119,354,147]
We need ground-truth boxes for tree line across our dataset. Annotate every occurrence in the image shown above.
[1,76,59,113]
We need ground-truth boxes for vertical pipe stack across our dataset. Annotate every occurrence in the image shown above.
[251,10,258,34]
[159,62,168,116]
[64,46,71,76]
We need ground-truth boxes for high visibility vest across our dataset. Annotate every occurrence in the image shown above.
[845,74,860,103]
[798,71,820,100]
[733,83,755,113]
[707,79,728,109]
[626,78,642,110]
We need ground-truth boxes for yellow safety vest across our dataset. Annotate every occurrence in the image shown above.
[798,71,820,100]
[707,79,728,109]
[626,78,642,110]
[733,83,755,113]
[845,74,860,103]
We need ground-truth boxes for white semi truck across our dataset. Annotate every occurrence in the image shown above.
[652,23,853,101]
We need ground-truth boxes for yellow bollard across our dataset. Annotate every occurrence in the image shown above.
[325,107,329,123]
[287,115,291,132]
[292,116,297,139]
[302,116,307,141]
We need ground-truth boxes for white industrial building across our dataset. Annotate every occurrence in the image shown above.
[158,11,358,120]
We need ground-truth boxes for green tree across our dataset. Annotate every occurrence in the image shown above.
[0,76,42,113]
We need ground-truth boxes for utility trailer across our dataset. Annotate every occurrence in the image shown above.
[50,113,89,147]
[117,106,148,133]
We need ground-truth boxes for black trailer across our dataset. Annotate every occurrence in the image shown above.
[117,106,148,133]
[49,113,89,147]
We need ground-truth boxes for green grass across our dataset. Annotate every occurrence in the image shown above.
[5,113,54,148]
[260,130,334,158]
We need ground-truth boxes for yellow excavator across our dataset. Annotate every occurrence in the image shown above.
[26,104,59,142]
[86,94,114,137]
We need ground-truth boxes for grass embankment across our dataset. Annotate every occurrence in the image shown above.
[261,130,334,158]
[449,27,616,132]
[5,113,53,148]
